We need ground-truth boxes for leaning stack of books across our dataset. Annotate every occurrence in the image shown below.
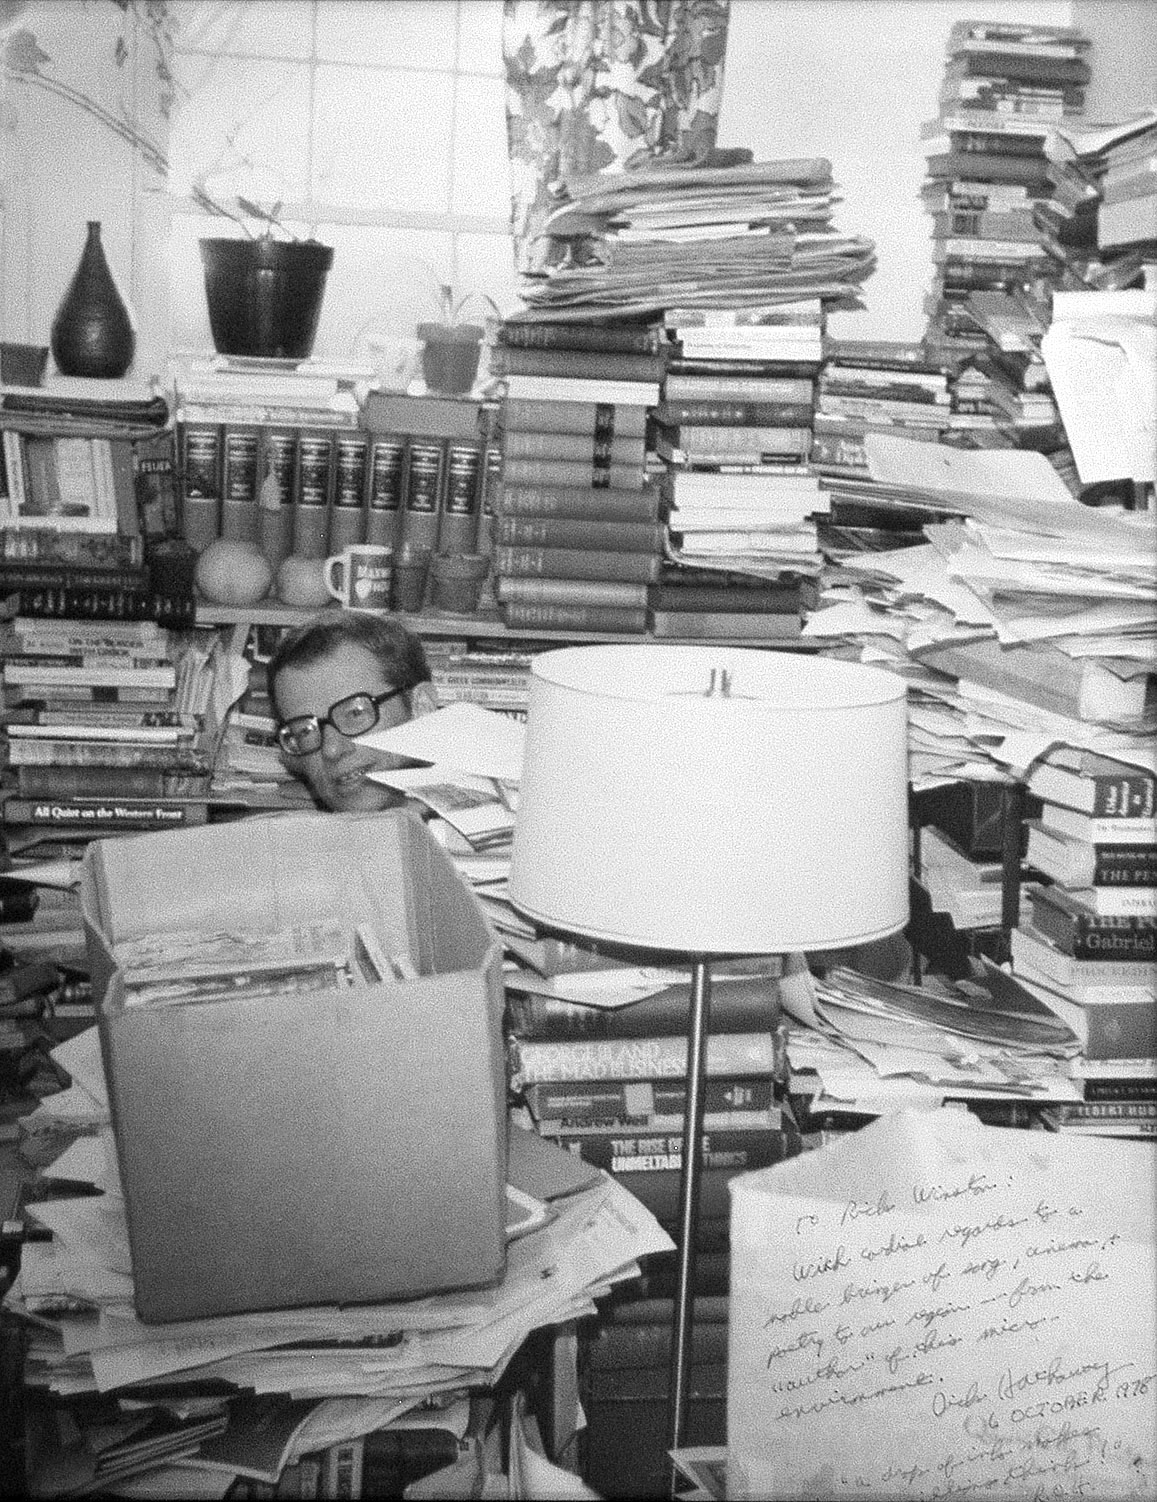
[488,318,664,635]
[1008,748,1156,1138]
[172,354,371,564]
[811,337,953,492]
[921,18,1092,363]
[0,615,219,853]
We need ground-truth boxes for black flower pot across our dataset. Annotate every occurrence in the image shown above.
[200,237,334,360]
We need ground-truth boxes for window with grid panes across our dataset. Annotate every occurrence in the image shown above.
[167,0,518,361]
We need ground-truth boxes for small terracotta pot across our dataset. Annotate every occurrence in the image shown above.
[417,323,484,394]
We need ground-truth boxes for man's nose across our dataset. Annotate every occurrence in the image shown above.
[319,722,351,758]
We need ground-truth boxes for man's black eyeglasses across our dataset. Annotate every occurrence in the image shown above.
[276,686,408,757]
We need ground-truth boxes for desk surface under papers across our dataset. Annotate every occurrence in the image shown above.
[6,1027,673,1409]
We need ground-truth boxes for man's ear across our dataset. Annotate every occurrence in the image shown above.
[409,682,439,718]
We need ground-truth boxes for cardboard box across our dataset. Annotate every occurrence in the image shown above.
[81,809,507,1323]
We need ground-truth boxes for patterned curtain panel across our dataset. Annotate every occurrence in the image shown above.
[502,0,731,273]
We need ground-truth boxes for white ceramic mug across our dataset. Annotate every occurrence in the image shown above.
[324,543,393,610]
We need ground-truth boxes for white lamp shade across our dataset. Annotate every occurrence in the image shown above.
[508,645,909,954]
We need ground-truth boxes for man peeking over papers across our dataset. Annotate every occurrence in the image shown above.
[268,612,438,813]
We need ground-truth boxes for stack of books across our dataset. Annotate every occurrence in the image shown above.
[920,18,1092,364]
[644,562,807,642]
[0,616,219,851]
[503,938,798,1258]
[1,378,192,626]
[653,301,824,589]
[423,639,533,721]
[1094,114,1157,256]
[489,318,663,635]
[811,337,953,481]
[1009,749,1156,1139]
[172,355,370,564]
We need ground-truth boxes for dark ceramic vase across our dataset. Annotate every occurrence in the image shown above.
[50,221,136,378]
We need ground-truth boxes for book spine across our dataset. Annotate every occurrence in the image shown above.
[664,374,818,401]
[503,399,649,439]
[132,431,180,542]
[398,435,445,554]
[436,436,483,554]
[1072,887,1157,919]
[6,739,207,770]
[498,322,662,354]
[1082,1077,1157,1102]
[179,420,222,552]
[4,585,195,628]
[1012,929,1157,987]
[502,602,647,633]
[547,1126,786,1174]
[1031,767,1156,818]
[496,575,648,608]
[219,423,261,544]
[647,585,800,613]
[328,430,369,553]
[257,427,296,572]
[364,433,405,551]
[292,428,335,559]
[490,345,665,381]
[507,1030,777,1083]
[0,527,144,568]
[0,795,208,828]
[500,457,645,491]
[649,611,801,639]
[0,563,148,591]
[494,515,663,553]
[494,546,661,584]
[502,429,646,464]
[475,437,503,565]
[15,765,211,799]
[671,424,813,455]
[524,1075,777,1121]
[1028,898,1157,961]
[498,482,662,523]
[178,400,358,428]
[657,399,813,426]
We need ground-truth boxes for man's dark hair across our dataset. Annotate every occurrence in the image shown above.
[267,612,431,713]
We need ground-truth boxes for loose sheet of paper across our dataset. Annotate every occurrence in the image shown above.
[357,702,526,782]
[727,1108,1156,1501]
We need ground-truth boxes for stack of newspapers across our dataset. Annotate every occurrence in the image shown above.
[515,155,876,322]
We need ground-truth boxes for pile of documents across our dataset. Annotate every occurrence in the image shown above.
[805,429,1157,784]
[7,1026,672,1486]
[515,156,876,321]
[779,959,1086,1119]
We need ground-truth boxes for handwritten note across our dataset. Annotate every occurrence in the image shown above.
[728,1109,1155,1501]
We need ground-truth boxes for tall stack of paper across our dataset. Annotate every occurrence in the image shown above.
[513,156,876,323]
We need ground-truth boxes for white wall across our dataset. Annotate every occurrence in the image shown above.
[717,0,1075,342]
[0,1,172,375]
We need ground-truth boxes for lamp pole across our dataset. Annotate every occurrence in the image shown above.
[667,954,713,1492]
